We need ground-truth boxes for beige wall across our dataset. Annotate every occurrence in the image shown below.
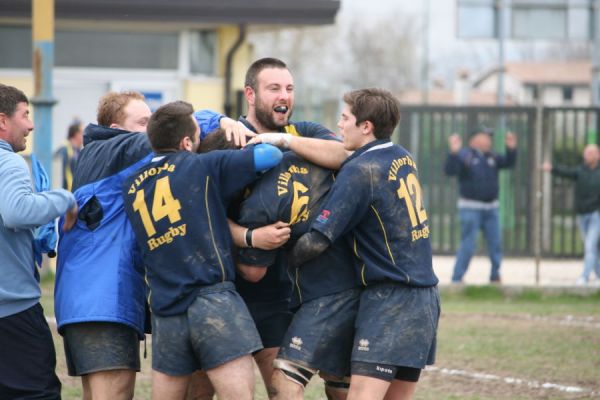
[184,79,224,114]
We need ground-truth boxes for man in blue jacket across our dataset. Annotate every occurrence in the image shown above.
[444,126,517,284]
[56,91,154,400]
[0,84,77,399]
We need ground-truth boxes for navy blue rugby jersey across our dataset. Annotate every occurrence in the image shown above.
[311,140,438,287]
[123,148,258,316]
[230,117,342,305]
[238,152,357,307]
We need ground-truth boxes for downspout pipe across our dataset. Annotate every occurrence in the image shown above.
[224,24,246,117]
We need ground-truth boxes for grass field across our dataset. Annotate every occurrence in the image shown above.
[41,278,600,400]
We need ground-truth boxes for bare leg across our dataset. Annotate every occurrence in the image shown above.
[85,369,136,400]
[269,369,304,400]
[253,347,279,397]
[347,375,390,400]
[206,354,255,400]
[383,380,417,400]
[320,373,349,400]
[152,370,191,400]
[81,375,92,400]
[186,370,215,400]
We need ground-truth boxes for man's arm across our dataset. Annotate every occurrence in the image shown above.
[194,110,255,146]
[288,230,331,268]
[248,134,349,170]
[228,219,290,250]
[0,162,76,229]
[497,132,518,169]
[288,136,349,170]
[444,133,463,176]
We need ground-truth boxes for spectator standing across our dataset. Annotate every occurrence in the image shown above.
[444,126,517,284]
[542,144,600,285]
[55,120,83,190]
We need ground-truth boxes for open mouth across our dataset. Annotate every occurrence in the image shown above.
[274,106,288,114]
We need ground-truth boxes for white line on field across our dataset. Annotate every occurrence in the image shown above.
[425,366,600,396]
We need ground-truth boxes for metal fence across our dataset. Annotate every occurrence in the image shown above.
[395,105,600,258]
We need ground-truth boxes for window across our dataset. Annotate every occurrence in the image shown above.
[56,30,178,69]
[189,30,216,75]
[0,26,31,68]
[563,86,573,102]
[0,26,179,69]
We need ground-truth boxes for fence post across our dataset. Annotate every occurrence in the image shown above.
[532,103,544,285]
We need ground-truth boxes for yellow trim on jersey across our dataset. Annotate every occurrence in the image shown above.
[369,205,396,265]
[295,269,302,304]
[145,271,152,311]
[283,124,301,137]
[205,176,226,281]
[353,235,368,286]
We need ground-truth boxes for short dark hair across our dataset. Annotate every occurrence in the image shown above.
[147,101,197,152]
[67,122,82,139]
[342,88,400,140]
[244,57,288,91]
[0,84,29,117]
[197,128,240,154]
[97,91,145,127]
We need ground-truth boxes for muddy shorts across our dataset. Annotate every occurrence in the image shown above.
[246,299,294,349]
[351,283,440,371]
[62,321,140,376]
[152,281,263,376]
[277,287,361,377]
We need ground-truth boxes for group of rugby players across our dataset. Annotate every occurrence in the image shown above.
[55,57,440,400]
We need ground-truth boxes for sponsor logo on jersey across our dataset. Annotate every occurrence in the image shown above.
[290,336,303,351]
[358,338,370,351]
[317,209,331,223]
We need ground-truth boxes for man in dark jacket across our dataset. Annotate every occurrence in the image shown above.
[444,126,517,284]
[543,144,600,285]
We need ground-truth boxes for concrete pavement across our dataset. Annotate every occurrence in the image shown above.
[433,255,600,288]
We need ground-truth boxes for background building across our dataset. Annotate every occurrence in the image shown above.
[0,0,340,180]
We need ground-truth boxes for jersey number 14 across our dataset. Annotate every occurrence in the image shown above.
[132,176,182,237]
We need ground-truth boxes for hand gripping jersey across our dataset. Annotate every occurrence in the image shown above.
[237,152,357,308]
[123,148,263,317]
[55,125,154,337]
[311,140,439,287]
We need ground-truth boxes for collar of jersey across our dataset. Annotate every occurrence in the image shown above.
[342,139,392,167]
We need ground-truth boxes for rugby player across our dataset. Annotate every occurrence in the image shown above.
[122,101,283,399]
[195,57,348,396]
[286,88,441,400]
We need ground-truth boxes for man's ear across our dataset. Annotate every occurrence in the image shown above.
[362,120,374,136]
[109,123,121,130]
[0,113,7,131]
[180,136,193,151]
[244,86,255,107]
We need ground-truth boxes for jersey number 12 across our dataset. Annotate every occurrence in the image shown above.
[397,172,428,228]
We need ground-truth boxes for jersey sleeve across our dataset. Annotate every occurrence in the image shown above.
[238,247,278,268]
[310,162,371,242]
[194,109,224,139]
[208,146,258,201]
[291,121,340,141]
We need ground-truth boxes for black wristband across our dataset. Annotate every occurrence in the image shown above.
[245,228,253,248]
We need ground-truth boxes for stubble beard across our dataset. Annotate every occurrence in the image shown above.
[254,97,292,132]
